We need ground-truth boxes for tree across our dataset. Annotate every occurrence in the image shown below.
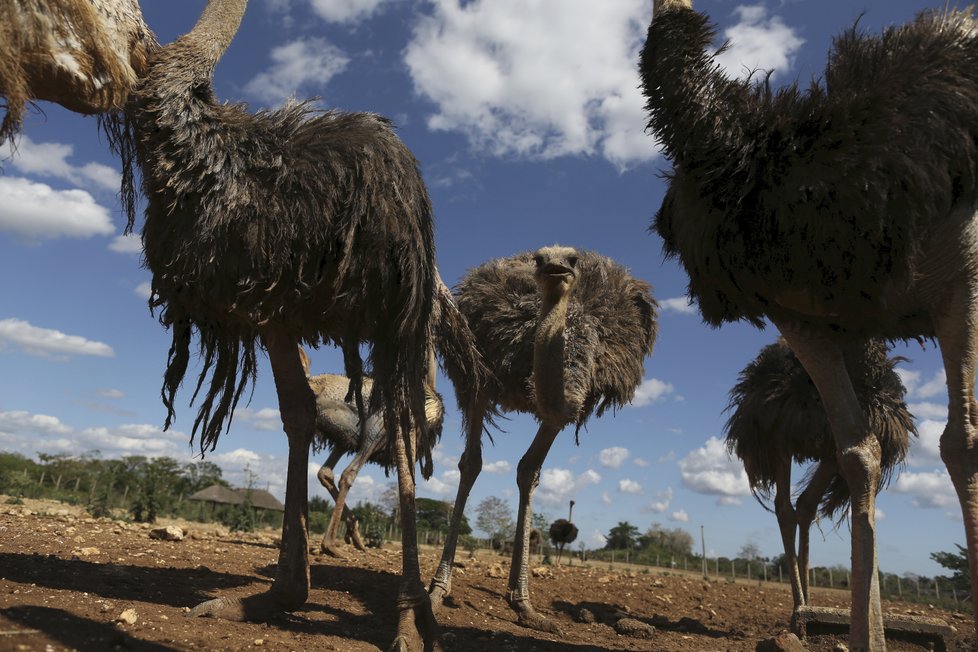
[475,496,513,549]
[931,544,971,592]
[739,542,762,562]
[639,523,694,556]
[416,497,471,538]
[605,521,640,550]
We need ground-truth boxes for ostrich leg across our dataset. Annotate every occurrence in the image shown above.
[321,436,385,557]
[316,449,367,554]
[390,423,443,652]
[772,461,805,610]
[933,275,978,638]
[794,461,837,605]
[775,320,884,652]
[429,399,488,608]
[506,422,563,635]
[191,328,316,620]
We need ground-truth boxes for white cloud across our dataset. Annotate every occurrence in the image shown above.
[404,0,656,168]
[897,368,946,401]
[892,470,958,509]
[633,457,649,468]
[678,437,751,497]
[8,136,120,192]
[96,389,125,399]
[645,487,672,513]
[657,450,677,463]
[236,407,282,432]
[536,467,601,507]
[909,402,948,421]
[0,411,72,436]
[714,5,804,82]
[599,446,630,469]
[659,296,697,315]
[588,529,607,549]
[135,282,152,300]
[631,378,675,407]
[0,177,114,240]
[309,0,393,23]
[909,419,944,467]
[0,319,114,359]
[618,478,643,495]
[670,509,689,523]
[484,460,511,474]
[109,233,142,254]
[245,37,350,105]
[717,496,743,506]
[420,474,455,496]
[601,491,612,505]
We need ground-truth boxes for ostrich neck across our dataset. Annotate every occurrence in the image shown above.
[182,0,248,70]
[534,291,571,423]
[640,9,747,167]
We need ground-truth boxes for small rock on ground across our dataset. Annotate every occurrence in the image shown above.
[614,618,655,639]
[149,525,185,541]
[756,632,805,652]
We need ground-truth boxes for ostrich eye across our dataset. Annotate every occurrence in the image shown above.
[567,256,578,268]
[534,255,544,267]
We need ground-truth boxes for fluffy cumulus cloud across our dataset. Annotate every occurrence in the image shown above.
[535,467,601,507]
[909,419,944,467]
[714,5,804,81]
[892,470,958,510]
[678,436,751,498]
[236,407,283,432]
[8,136,120,192]
[0,177,114,240]
[484,460,512,474]
[618,478,643,495]
[0,319,114,359]
[405,0,655,167]
[897,368,946,401]
[308,0,394,23]
[109,233,142,254]
[645,487,672,513]
[599,446,630,469]
[670,509,689,523]
[134,282,152,300]
[658,296,697,315]
[245,37,351,105]
[631,378,676,407]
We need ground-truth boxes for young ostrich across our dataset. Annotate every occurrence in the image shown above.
[548,499,578,565]
[303,347,445,558]
[130,1,485,647]
[641,1,978,648]
[429,245,658,634]
[724,339,915,612]
[1,0,156,225]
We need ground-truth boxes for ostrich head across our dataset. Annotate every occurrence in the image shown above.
[653,0,692,16]
[533,245,580,302]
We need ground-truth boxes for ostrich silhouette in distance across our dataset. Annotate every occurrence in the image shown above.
[302,346,445,558]
[641,1,978,648]
[549,499,578,565]
[1,0,156,226]
[428,245,658,635]
[725,339,915,612]
[130,1,485,648]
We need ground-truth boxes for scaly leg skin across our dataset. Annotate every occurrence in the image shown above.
[795,461,836,607]
[506,422,564,636]
[772,462,804,611]
[776,321,885,652]
[191,329,314,621]
[390,424,443,651]
[320,441,380,558]
[429,404,486,610]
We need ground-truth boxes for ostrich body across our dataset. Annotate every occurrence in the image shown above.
[641,2,978,648]
[307,361,445,557]
[724,339,914,611]
[129,1,482,646]
[429,245,658,634]
[549,499,578,565]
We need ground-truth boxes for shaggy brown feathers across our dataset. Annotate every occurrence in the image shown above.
[724,339,915,521]
[132,0,439,470]
[456,248,658,435]
[642,7,978,335]
[0,0,156,228]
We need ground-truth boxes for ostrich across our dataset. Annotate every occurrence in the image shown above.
[548,499,578,565]
[428,245,658,634]
[303,347,445,558]
[130,1,485,647]
[724,339,915,612]
[640,1,978,648]
[1,0,156,225]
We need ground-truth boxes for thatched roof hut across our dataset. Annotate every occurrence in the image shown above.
[189,484,284,512]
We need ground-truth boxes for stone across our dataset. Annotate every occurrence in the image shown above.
[149,526,184,541]
[755,632,805,652]
[486,563,505,578]
[530,566,551,578]
[116,608,138,625]
[76,547,101,556]
[576,608,595,624]
[614,617,655,639]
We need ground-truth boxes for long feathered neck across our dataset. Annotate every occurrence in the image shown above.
[534,286,572,422]
[180,0,248,73]
[639,5,750,166]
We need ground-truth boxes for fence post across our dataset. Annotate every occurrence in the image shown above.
[763,563,767,582]
[916,579,921,597]
[715,557,719,578]
[897,575,902,597]
[935,580,941,600]
[747,562,751,580]
[731,560,735,581]
[829,567,833,589]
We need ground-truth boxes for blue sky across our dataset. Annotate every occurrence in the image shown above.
[0,0,959,578]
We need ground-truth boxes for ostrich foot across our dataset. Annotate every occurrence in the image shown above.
[319,540,346,558]
[427,582,451,614]
[344,528,367,552]
[389,595,443,652]
[510,598,564,636]
[188,591,295,622]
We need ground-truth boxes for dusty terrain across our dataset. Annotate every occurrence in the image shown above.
[0,497,972,651]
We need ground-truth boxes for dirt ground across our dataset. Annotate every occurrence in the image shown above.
[0,498,972,652]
